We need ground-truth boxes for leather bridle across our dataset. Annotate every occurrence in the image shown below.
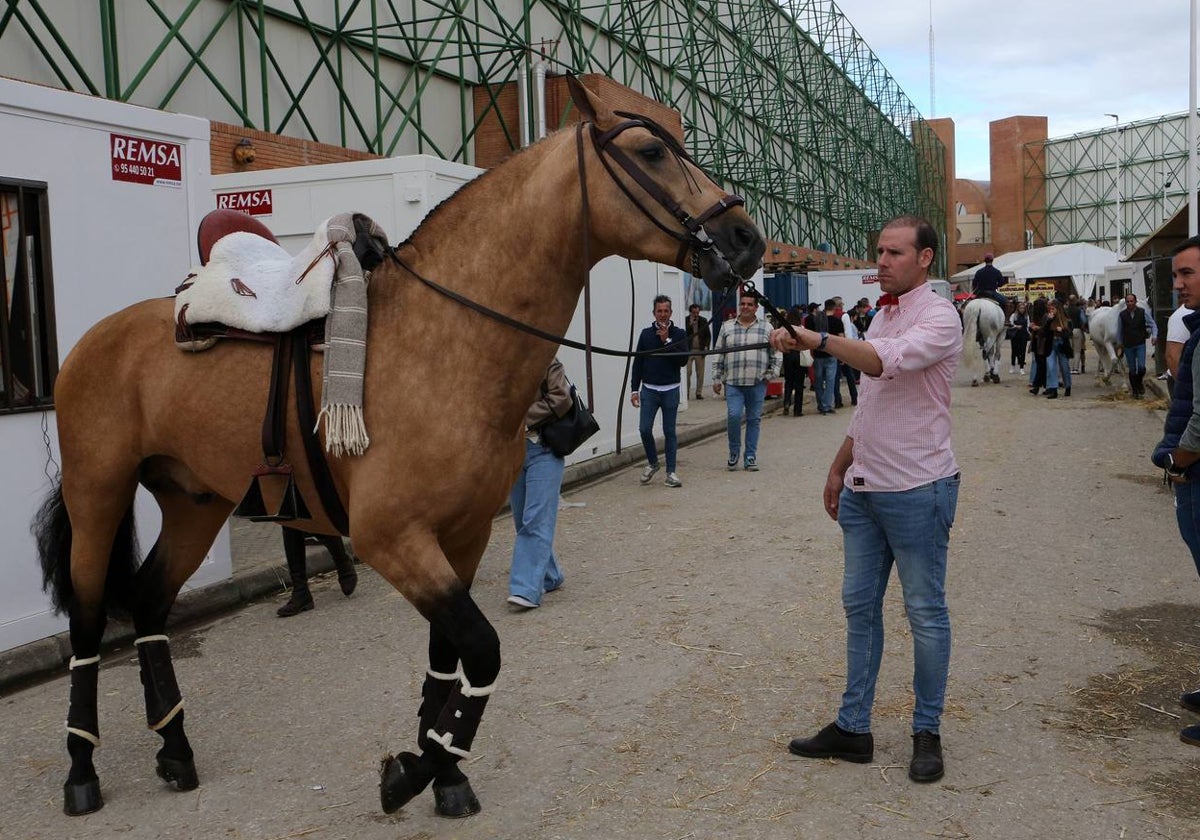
[585,111,746,285]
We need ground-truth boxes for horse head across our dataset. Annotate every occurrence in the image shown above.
[567,76,765,292]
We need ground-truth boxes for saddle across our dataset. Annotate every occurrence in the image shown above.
[180,209,389,534]
[175,213,336,350]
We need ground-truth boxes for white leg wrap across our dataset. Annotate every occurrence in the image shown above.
[427,667,461,682]
[134,634,170,645]
[458,673,497,698]
[69,655,101,669]
[149,700,185,731]
[425,728,471,759]
[65,726,100,747]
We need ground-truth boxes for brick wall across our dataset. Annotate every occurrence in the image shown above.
[989,116,1047,257]
[926,117,957,277]
[210,122,380,176]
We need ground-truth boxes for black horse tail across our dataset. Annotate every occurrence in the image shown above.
[33,482,141,618]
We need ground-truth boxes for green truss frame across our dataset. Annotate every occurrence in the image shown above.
[1023,113,1193,256]
[0,0,945,272]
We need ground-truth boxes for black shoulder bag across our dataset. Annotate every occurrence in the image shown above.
[539,385,600,458]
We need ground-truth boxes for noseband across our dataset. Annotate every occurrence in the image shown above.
[581,112,745,284]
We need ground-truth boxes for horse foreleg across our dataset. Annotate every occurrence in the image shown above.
[413,625,478,814]
[381,586,499,817]
[129,492,233,796]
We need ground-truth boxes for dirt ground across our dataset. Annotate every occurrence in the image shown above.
[3,366,1199,840]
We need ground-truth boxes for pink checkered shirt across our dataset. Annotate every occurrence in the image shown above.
[845,282,962,492]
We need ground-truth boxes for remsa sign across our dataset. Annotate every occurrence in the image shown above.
[215,189,274,216]
[110,133,183,187]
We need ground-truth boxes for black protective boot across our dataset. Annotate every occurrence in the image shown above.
[278,527,314,617]
[319,536,358,597]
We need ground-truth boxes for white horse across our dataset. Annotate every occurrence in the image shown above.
[961,297,1007,386]
[1088,301,1154,384]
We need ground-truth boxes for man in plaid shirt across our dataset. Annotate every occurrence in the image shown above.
[712,291,779,471]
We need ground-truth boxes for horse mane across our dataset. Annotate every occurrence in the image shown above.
[395,129,572,251]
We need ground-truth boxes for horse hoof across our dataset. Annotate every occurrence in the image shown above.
[971,380,979,387]
[380,752,433,814]
[156,755,199,791]
[63,778,103,816]
[434,780,481,818]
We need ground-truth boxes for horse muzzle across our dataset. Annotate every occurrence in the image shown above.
[697,219,766,292]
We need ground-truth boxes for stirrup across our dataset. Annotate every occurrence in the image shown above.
[233,464,312,522]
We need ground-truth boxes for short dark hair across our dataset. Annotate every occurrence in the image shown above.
[688,303,700,311]
[883,215,938,261]
[653,294,672,307]
[1172,235,1200,257]
[823,298,837,310]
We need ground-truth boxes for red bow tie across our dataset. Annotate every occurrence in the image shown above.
[877,293,900,307]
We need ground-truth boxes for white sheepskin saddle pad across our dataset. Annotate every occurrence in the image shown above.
[175,219,336,333]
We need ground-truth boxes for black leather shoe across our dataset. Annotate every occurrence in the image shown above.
[788,722,873,763]
[1044,389,1058,399]
[1181,689,1200,713]
[1182,723,1200,746]
[1029,387,1039,395]
[276,591,314,617]
[909,731,944,782]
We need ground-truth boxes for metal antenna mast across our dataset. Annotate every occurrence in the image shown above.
[929,0,936,116]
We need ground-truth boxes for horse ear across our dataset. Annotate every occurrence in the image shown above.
[566,75,599,123]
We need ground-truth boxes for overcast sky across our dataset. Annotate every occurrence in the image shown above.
[828,0,1193,181]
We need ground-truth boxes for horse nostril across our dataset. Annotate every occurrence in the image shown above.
[732,226,759,250]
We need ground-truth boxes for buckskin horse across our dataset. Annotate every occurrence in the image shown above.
[33,77,765,818]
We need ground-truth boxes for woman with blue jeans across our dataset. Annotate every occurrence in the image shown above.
[508,359,571,610]
[1040,300,1071,399]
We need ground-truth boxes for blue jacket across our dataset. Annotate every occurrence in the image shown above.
[1153,309,1200,473]
[630,322,688,390]
[972,263,1003,294]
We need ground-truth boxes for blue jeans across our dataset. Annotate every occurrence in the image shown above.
[1124,343,1146,376]
[1053,339,1072,389]
[509,439,565,605]
[838,362,858,406]
[836,474,960,735]
[1175,481,1200,578]
[725,381,766,463]
[813,356,838,413]
[638,386,680,472]
[1045,347,1061,390]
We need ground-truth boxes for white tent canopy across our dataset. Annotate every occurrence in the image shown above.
[952,243,1125,300]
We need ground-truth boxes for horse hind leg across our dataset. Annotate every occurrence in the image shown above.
[129,474,235,796]
[34,478,140,815]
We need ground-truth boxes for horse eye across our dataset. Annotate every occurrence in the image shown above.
[638,143,666,163]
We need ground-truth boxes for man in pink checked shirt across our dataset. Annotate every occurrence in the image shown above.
[769,215,963,785]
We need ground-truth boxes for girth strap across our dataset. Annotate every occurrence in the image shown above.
[263,333,292,461]
[233,324,348,534]
[292,328,350,536]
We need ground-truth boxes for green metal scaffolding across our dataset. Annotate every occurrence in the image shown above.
[0,0,945,272]
[1023,113,1193,256]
